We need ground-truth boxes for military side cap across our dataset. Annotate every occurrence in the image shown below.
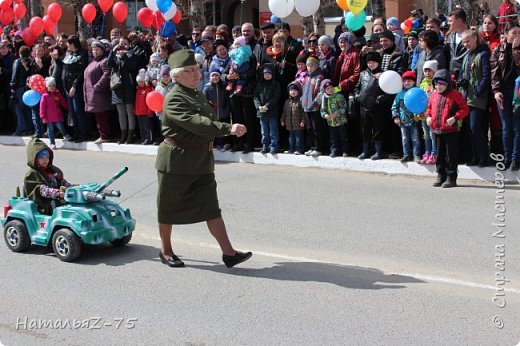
[168,49,197,69]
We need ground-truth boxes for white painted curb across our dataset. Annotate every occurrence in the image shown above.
[1,135,518,183]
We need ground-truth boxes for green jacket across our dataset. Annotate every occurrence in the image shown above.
[155,83,232,175]
[459,44,490,110]
[24,139,66,215]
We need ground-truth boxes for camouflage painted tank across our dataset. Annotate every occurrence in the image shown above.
[1,167,136,262]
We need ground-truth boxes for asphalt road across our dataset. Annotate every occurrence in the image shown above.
[0,145,519,346]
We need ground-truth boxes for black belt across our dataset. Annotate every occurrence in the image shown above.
[164,137,213,151]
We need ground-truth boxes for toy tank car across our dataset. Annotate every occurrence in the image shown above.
[2,167,136,262]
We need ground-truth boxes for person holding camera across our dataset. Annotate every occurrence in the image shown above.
[458,29,491,167]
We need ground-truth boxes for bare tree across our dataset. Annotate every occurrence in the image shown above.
[58,0,92,38]
[370,0,385,18]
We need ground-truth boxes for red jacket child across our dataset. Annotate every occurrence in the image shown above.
[40,89,69,123]
[134,83,154,117]
[425,69,469,135]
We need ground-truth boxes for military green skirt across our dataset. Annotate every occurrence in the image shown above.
[157,171,222,225]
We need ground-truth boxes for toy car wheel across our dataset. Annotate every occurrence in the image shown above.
[3,220,31,252]
[110,234,132,247]
[52,228,82,262]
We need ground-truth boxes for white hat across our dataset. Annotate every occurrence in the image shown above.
[423,60,438,72]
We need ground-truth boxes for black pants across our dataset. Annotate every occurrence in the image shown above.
[230,95,259,149]
[435,132,459,180]
[360,107,384,142]
[305,111,329,153]
[330,124,348,155]
[137,116,152,141]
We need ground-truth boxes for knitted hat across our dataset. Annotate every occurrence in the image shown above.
[160,64,171,76]
[338,32,355,44]
[91,40,104,50]
[386,17,399,28]
[320,79,333,92]
[233,36,246,47]
[45,76,56,87]
[210,71,220,77]
[136,68,146,82]
[36,149,50,159]
[432,69,451,86]
[213,39,228,50]
[365,51,381,64]
[288,83,300,92]
[100,39,112,50]
[402,70,416,81]
[306,56,319,66]
[150,52,161,63]
[423,60,439,72]
[318,35,333,47]
[263,64,274,75]
[407,31,418,39]
[379,30,395,42]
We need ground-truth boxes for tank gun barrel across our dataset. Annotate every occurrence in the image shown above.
[95,167,128,193]
[102,189,121,198]
[82,191,105,202]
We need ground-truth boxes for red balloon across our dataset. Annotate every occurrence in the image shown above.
[112,2,127,23]
[0,0,12,11]
[29,74,46,94]
[152,11,164,30]
[47,3,62,22]
[137,7,153,27]
[42,15,55,35]
[404,18,413,28]
[146,91,164,112]
[21,28,35,46]
[98,0,113,13]
[172,9,181,24]
[1,7,14,25]
[29,16,44,36]
[13,3,26,19]
[82,3,96,24]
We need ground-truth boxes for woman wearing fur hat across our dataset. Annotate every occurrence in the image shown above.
[84,40,112,144]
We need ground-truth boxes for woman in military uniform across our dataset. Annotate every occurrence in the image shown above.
[155,49,252,268]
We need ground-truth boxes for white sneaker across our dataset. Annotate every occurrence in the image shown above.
[294,151,301,155]
[94,138,109,145]
[310,150,322,157]
[304,150,313,156]
[50,144,57,150]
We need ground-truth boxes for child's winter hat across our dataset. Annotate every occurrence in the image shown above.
[150,52,161,63]
[402,70,416,82]
[365,51,381,64]
[386,17,399,28]
[423,60,438,72]
[296,51,310,64]
[36,149,50,159]
[136,68,146,82]
[338,32,355,44]
[210,71,220,77]
[288,82,300,92]
[45,76,56,87]
[318,35,333,47]
[432,69,451,86]
[263,64,274,75]
[160,64,171,76]
[306,56,320,66]
[320,79,333,92]
[234,36,246,47]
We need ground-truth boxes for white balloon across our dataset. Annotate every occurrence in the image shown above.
[268,0,295,19]
[294,0,320,17]
[145,0,159,13]
[162,2,177,20]
[378,70,403,94]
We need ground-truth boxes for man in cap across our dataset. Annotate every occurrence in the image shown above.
[157,50,252,268]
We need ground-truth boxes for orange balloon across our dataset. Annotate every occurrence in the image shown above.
[336,0,349,11]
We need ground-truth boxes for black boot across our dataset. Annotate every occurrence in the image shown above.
[433,175,447,187]
[490,130,503,156]
[358,140,370,159]
[118,130,127,145]
[442,177,457,188]
[371,141,384,160]
[125,129,135,144]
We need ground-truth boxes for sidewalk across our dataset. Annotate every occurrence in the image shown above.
[1,135,518,183]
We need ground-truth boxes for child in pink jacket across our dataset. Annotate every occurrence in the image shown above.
[40,77,71,149]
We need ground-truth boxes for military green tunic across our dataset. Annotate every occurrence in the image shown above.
[155,82,232,224]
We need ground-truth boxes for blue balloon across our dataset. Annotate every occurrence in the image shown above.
[412,19,421,29]
[160,21,176,37]
[23,90,41,107]
[157,0,172,14]
[404,87,428,114]
[270,15,281,23]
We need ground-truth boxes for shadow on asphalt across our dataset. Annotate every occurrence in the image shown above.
[19,242,157,266]
[187,261,424,290]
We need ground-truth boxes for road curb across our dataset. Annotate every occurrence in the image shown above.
[1,135,518,183]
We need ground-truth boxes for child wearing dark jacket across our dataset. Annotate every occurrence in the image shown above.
[281,81,305,154]
[425,69,470,188]
[254,64,281,154]
[24,139,72,215]
[203,71,231,151]
[354,51,390,160]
